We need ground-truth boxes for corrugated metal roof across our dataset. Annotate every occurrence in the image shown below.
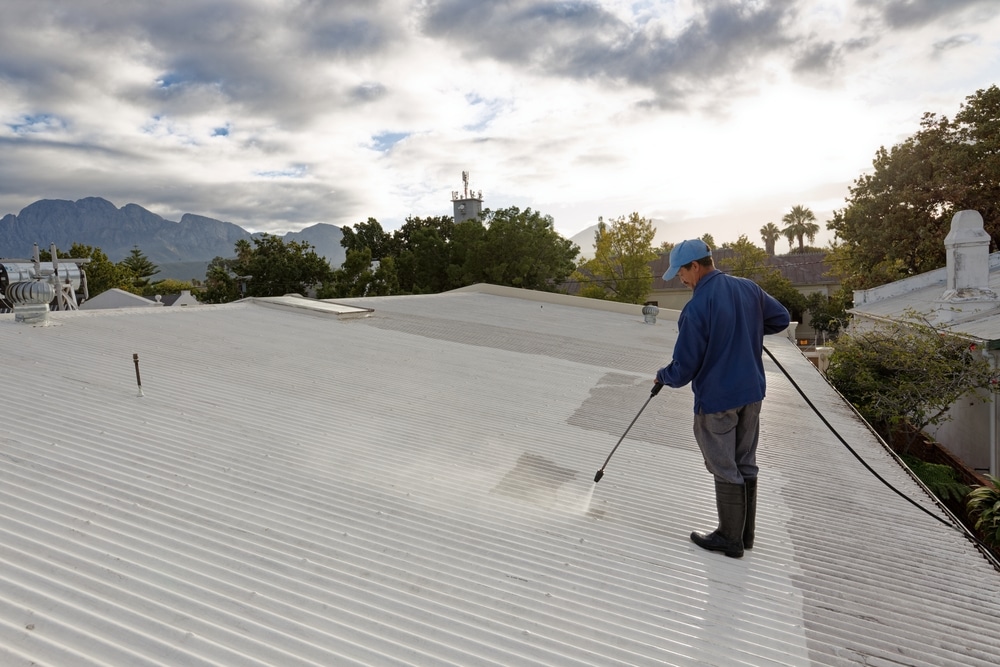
[2,287,999,666]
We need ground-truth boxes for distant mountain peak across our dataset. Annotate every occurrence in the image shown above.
[0,197,345,268]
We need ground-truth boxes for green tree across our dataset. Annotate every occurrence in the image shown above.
[200,256,240,304]
[70,244,137,297]
[341,218,393,260]
[201,236,335,302]
[828,85,1000,290]
[393,215,456,252]
[718,235,805,320]
[329,208,580,296]
[936,86,1000,242]
[804,290,850,344]
[235,235,335,297]
[391,216,456,293]
[325,247,376,298]
[405,225,452,293]
[826,311,999,450]
[573,213,657,304]
[757,272,805,324]
[700,233,716,250]
[760,222,781,255]
[321,248,400,299]
[371,255,400,296]
[120,246,159,289]
[781,205,819,252]
[141,279,195,298]
[475,207,579,291]
[447,219,488,287]
[718,235,770,281]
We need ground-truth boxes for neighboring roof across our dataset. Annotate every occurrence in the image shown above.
[79,287,162,310]
[2,286,999,666]
[652,250,837,291]
[852,252,1000,347]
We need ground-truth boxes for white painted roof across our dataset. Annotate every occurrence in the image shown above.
[2,287,999,666]
[79,287,163,310]
[852,252,1000,345]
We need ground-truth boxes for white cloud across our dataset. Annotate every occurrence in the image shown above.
[1,0,998,247]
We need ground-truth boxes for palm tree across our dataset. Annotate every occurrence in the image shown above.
[781,205,819,252]
[759,222,781,255]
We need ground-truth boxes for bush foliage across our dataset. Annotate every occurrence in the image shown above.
[967,475,1000,547]
[826,311,998,448]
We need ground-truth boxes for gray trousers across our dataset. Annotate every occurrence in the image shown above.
[692,401,762,484]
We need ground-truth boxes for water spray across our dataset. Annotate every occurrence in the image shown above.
[593,382,662,483]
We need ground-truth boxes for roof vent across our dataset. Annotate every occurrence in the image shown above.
[7,279,56,325]
[642,302,659,324]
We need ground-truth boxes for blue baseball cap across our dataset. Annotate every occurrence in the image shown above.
[662,239,712,281]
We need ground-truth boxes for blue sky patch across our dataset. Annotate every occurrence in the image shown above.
[372,131,409,152]
[7,113,67,134]
[463,93,504,132]
[156,72,188,88]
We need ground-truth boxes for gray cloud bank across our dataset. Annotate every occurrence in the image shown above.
[0,0,996,236]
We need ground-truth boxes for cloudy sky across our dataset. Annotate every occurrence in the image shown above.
[1,0,998,249]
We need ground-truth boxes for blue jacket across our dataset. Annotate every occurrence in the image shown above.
[656,269,790,414]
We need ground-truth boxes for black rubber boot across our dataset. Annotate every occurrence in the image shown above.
[743,477,757,549]
[690,481,746,558]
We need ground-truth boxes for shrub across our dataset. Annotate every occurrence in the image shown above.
[826,310,998,450]
[967,475,1000,547]
[901,455,971,503]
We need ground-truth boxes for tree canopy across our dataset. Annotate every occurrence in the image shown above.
[719,235,772,281]
[826,311,999,449]
[340,218,394,260]
[476,207,579,290]
[781,205,819,252]
[572,213,658,304]
[759,222,781,255]
[718,235,805,320]
[827,85,1000,291]
[201,235,335,303]
[330,207,578,296]
[141,278,195,298]
[803,291,850,344]
[121,246,159,289]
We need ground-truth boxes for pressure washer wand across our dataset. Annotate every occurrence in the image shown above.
[594,381,663,483]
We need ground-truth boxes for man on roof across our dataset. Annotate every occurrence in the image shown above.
[655,238,791,558]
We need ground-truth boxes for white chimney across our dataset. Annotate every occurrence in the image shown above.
[942,210,994,301]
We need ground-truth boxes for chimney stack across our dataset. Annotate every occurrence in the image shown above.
[943,210,994,300]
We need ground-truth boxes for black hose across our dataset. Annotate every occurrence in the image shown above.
[763,343,1000,570]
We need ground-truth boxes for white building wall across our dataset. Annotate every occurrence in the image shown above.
[925,386,993,472]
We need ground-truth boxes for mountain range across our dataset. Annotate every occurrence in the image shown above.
[0,197,346,282]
